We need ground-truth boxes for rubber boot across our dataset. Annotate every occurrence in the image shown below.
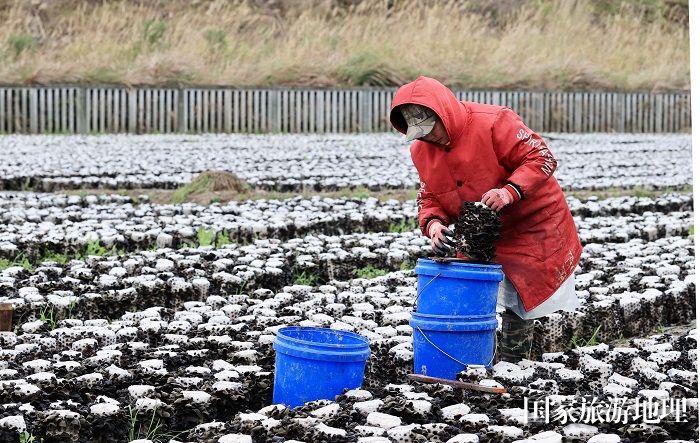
[500,308,535,364]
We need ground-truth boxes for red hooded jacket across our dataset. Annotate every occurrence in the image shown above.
[389,76,582,312]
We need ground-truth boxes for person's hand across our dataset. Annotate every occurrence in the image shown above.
[427,220,456,256]
[480,188,514,212]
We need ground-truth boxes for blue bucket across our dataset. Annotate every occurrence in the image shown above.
[272,327,370,408]
[410,312,498,378]
[415,258,503,316]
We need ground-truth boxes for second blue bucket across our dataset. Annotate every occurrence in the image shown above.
[415,258,503,316]
[410,312,498,378]
[272,327,370,408]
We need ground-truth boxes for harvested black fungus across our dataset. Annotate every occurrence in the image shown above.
[454,202,501,263]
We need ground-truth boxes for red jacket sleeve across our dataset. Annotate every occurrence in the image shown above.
[416,178,450,237]
[491,108,557,198]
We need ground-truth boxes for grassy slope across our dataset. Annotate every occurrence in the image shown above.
[0,0,689,91]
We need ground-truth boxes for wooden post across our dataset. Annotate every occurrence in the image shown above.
[0,303,12,332]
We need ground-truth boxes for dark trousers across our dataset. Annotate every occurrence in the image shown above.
[499,308,535,363]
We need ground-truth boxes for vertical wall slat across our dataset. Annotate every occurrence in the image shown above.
[299,90,306,132]
[292,90,298,133]
[105,89,112,133]
[8,89,15,133]
[97,88,104,132]
[324,90,331,133]
[232,90,239,133]
[244,90,251,133]
[223,89,232,133]
[20,88,28,133]
[144,89,151,133]
[0,89,5,133]
[118,89,125,133]
[303,90,310,132]
[204,89,211,132]
[195,89,202,132]
[38,89,46,133]
[46,89,54,133]
[273,90,282,132]
[260,90,267,133]
[10,89,18,132]
[61,88,68,133]
[317,90,323,132]
[177,89,185,133]
[29,89,38,133]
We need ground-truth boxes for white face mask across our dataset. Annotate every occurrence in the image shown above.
[400,104,437,141]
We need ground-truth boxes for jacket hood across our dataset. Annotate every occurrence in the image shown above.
[390,76,468,145]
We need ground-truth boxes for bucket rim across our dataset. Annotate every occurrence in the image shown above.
[415,258,503,280]
[416,258,502,270]
[275,326,370,349]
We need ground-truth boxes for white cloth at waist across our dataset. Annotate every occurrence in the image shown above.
[497,272,579,320]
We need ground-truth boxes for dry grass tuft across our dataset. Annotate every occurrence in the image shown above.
[172,170,249,204]
[0,0,689,91]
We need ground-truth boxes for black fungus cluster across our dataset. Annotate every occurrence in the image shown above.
[454,202,501,262]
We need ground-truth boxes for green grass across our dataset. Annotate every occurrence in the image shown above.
[39,305,57,330]
[355,264,387,279]
[399,261,415,271]
[293,270,318,286]
[19,432,43,443]
[179,239,197,249]
[41,252,70,266]
[570,324,602,348]
[389,218,418,233]
[182,228,232,249]
[337,186,371,200]
[143,19,167,48]
[197,228,215,247]
[654,322,666,334]
[37,300,78,331]
[231,286,248,296]
[689,224,694,236]
[0,241,125,273]
[216,231,232,248]
[128,405,184,443]
[169,171,252,204]
[172,174,211,204]
[7,33,36,58]
[83,239,108,257]
[339,50,394,86]
[204,28,227,52]
[0,254,34,272]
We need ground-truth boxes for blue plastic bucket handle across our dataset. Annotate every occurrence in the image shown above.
[410,311,498,370]
[409,312,499,331]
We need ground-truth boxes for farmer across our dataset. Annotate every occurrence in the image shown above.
[389,76,583,363]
